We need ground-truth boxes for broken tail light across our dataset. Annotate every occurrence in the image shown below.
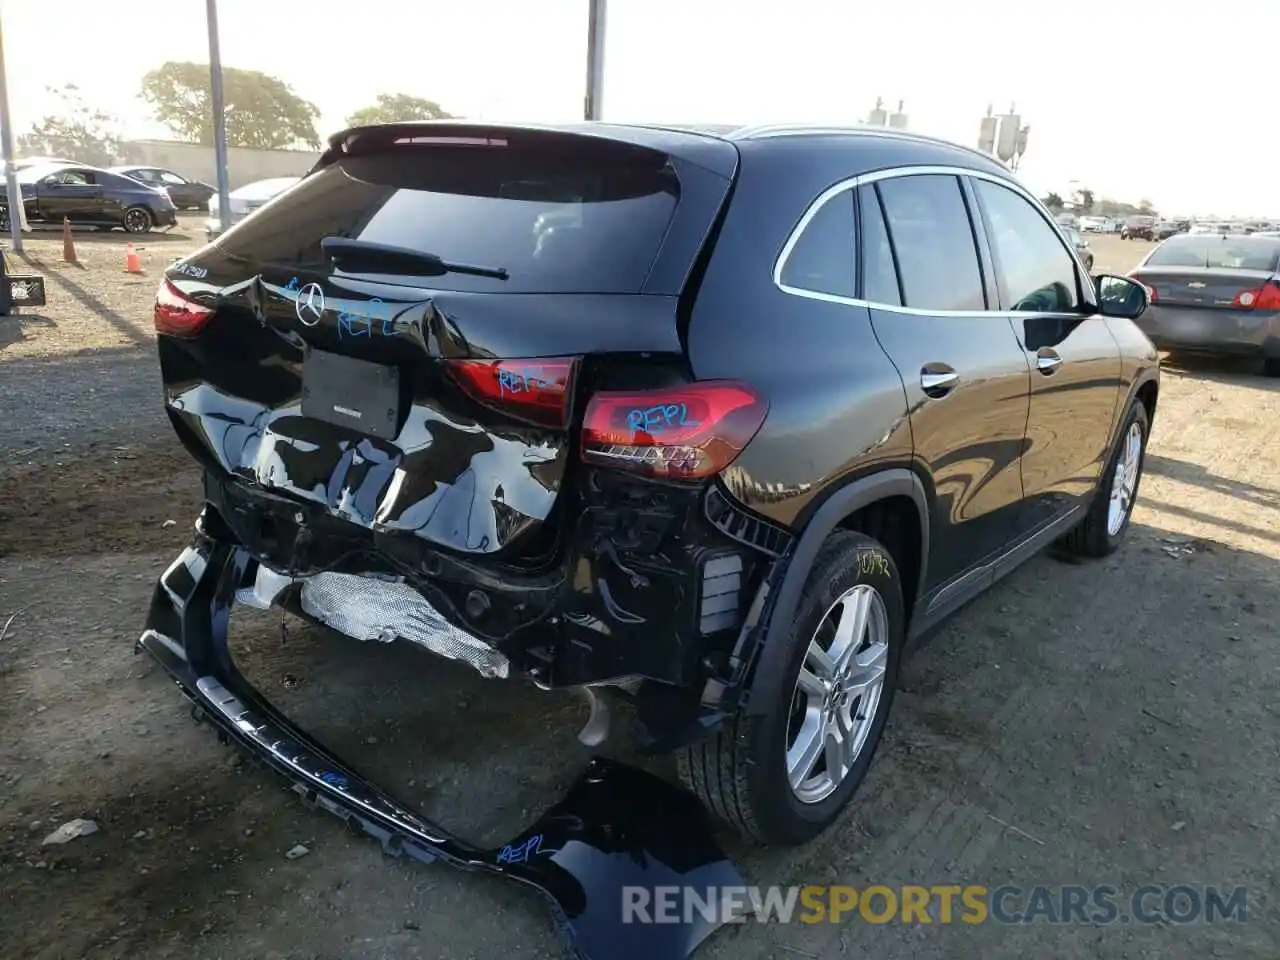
[154,279,215,337]
[581,381,767,480]
[1232,280,1280,310]
[445,357,578,428]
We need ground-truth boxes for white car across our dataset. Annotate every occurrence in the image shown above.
[206,176,301,239]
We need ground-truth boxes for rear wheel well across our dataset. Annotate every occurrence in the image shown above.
[1135,379,1158,429]
[836,496,922,624]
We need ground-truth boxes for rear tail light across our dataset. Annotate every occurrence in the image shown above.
[1232,281,1280,310]
[581,381,767,480]
[154,278,215,337]
[1127,272,1157,302]
[445,357,578,428]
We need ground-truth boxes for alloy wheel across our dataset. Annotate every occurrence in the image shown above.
[785,584,889,804]
[1107,421,1143,535]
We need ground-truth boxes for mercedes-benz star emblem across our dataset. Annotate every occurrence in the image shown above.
[295,283,325,326]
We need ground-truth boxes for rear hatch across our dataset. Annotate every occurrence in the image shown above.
[156,123,737,561]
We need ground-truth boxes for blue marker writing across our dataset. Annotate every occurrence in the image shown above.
[498,367,554,396]
[319,771,348,790]
[625,403,700,435]
[283,277,301,293]
[495,833,545,865]
[337,310,373,339]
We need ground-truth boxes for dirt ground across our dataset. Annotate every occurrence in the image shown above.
[1,232,1278,960]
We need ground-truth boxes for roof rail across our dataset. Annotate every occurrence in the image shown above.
[731,123,1003,166]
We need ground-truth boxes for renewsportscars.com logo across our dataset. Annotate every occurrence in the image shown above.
[621,884,1250,926]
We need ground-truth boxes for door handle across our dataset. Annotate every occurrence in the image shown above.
[1036,350,1063,374]
[920,367,959,397]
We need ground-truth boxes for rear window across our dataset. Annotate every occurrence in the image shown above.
[1146,236,1280,271]
[213,141,682,294]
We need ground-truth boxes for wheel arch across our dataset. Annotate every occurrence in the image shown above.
[739,468,929,717]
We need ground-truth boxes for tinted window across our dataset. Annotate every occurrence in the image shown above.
[779,190,855,298]
[876,175,985,311]
[1146,236,1280,271]
[858,185,900,305]
[974,179,1080,312]
[214,143,682,294]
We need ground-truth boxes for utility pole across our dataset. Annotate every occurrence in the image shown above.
[0,9,23,252]
[584,0,607,120]
[206,0,231,228]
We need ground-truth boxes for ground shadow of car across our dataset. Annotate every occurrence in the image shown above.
[1157,352,1280,392]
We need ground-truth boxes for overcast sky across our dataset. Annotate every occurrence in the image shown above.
[2,0,1273,216]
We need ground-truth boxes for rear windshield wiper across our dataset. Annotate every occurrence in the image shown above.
[320,236,509,280]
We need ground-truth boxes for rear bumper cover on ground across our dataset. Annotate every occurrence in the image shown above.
[136,524,744,960]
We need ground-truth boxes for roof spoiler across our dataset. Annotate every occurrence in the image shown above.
[305,120,673,178]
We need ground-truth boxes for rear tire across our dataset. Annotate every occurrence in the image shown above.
[676,531,904,846]
[1060,398,1150,558]
[1263,357,1280,378]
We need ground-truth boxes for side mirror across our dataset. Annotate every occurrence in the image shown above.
[1095,274,1149,320]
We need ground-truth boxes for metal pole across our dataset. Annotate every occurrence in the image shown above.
[0,10,24,252]
[584,0,607,121]
[206,0,231,231]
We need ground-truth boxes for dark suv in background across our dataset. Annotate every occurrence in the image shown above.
[141,121,1159,850]
[1122,215,1158,240]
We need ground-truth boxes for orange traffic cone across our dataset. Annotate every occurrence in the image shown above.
[61,217,77,263]
[125,242,142,274]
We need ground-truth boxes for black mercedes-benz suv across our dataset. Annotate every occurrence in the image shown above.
[141,121,1159,851]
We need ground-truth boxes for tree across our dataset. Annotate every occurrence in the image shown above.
[140,61,320,150]
[17,84,122,167]
[345,93,454,127]
[1073,187,1095,212]
[1042,192,1064,211]
[1137,197,1156,214]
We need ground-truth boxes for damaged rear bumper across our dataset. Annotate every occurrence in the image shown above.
[137,523,745,960]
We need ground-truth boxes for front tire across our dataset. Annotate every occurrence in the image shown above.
[123,206,153,234]
[1060,398,1150,558]
[677,531,904,846]
[1263,356,1280,378]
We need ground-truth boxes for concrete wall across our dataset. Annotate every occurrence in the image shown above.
[118,140,322,189]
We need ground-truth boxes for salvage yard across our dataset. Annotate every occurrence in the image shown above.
[1,232,1277,959]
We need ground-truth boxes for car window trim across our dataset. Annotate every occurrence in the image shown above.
[774,163,1091,318]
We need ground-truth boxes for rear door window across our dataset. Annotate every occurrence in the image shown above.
[778,189,856,298]
[213,142,682,294]
[876,175,986,311]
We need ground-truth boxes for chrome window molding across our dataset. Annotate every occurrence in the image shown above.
[773,164,1089,320]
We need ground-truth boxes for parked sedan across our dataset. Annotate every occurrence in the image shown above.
[1063,225,1095,271]
[1129,233,1280,376]
[206,177,300,239]
[0,163,178,233]
[112,166,216,210]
